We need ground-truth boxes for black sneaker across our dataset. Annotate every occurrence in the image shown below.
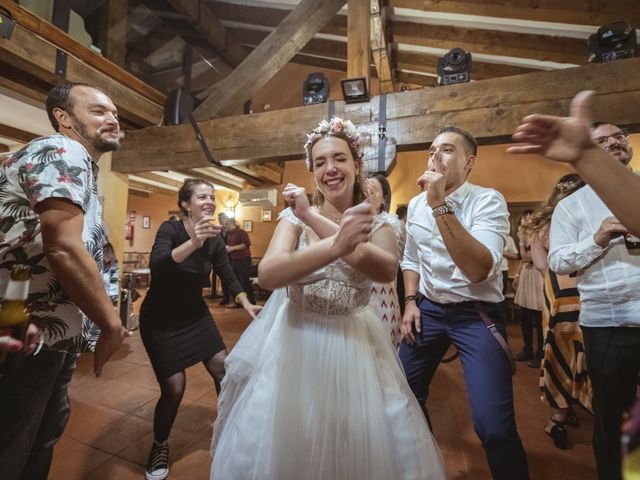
[145,440,169,480]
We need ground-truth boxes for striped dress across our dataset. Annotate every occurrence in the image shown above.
[539,269,592,412]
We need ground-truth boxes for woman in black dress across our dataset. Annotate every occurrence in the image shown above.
[140,178,261,480]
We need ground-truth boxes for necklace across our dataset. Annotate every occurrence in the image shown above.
[319,207,342,224]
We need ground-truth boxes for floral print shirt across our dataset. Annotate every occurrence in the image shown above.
[0,134,104,351]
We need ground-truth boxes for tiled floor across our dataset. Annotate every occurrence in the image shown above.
[50,293,596,479]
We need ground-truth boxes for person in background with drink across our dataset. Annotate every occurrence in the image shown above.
[0,83,128,480]
[545,117,640,480]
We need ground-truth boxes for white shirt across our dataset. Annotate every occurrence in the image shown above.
[501,235,517,271]
[401,181,509,304]
[549,185,640,327]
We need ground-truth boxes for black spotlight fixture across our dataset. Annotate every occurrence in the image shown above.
[437,48,472,86]
[303,72,330,106]
[340,77,369,103]
[588,20,637,63]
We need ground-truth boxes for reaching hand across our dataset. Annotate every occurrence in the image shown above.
[417,155,446,207]
[400,302,421,345]
[93,323,128,377]
[244,303,263,319]
[332,202,374,256]
[0,323,41,354]
[190,216,222,248]
[508,90,598,164]
[282,183,311,221]
[593,216,629,248]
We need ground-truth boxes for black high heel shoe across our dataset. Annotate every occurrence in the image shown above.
[547,419,568,449]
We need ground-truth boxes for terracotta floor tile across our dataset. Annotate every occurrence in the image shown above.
[173,399,217,436]
[49,438,112,480]
[169,436,214,480]
[83,456,145,480]
[46,298,597,479]
[73,378,159,414]
[64,398,126,442]
[83,414,153,455]
[117,428,203,467]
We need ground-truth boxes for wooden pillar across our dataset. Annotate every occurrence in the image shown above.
[347,0,370,84]
[97,152,130,265]
[99,0,128,67]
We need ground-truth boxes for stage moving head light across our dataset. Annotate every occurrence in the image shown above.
[437,48,472,86]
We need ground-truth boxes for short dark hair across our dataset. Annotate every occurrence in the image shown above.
[436,126,478,156]
[370,174,392,213]
[395,204,407,221]
[46,82,100,132]
[177,178,215,216]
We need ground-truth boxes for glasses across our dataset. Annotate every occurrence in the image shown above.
[593,129,629,146]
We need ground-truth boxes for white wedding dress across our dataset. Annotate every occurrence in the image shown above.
[210,209,445,480]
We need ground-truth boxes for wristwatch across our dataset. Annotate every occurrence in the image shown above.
[431,201,455,218]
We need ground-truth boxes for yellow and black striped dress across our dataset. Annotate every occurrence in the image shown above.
[540,270,592,412]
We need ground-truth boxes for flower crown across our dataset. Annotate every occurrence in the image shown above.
[304,117,364,171]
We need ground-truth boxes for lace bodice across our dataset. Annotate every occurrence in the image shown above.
[278,208,397,316]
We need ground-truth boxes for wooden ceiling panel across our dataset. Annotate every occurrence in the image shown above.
[390,0,640,26]
[391,21,589,65]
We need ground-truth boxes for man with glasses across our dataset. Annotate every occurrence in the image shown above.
[548,121,639,480]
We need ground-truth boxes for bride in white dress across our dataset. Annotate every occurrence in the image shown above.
[210,118,445,480]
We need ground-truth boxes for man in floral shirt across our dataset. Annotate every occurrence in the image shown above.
[0,83,127,480]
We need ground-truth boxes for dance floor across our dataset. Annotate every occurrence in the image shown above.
[49,292,596,479]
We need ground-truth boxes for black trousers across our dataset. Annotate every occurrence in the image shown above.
[231,256,255,304]
[582,326,640,480]
[0,349,77,480]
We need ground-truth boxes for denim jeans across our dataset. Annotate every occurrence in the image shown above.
[399,297,529,480]
[0,348,77,480]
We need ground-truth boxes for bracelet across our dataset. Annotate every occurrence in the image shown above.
[404,295,417,305]
[234,292,247,304]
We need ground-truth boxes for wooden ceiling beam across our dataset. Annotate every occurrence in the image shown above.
[209,1,348,37]
[395,71,437,87]
[370,2,394,93]
[134,172,185,189]
[291,54,347,72]
[193,0,348,120]
[0,8,164,127]
[0,123,39,144]
[0,0,164,106]
[178,168,244,191]
[390,0,640,26]
[111,57,640,173]
[165,0,249,67]
[348,0,370,82]
[98,0,128,67]
[391,20,588,65]
[129,179,176,195]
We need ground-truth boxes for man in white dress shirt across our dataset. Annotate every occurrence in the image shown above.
[548,121,639,480]
[400,126,528,479]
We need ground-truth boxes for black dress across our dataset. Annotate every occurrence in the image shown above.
[139,220,243,380]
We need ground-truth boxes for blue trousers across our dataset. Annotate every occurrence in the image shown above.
[399,297,529,480]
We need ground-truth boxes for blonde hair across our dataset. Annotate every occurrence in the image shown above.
[528,174,585,233]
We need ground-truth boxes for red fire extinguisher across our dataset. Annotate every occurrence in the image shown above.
[125,222,134,241]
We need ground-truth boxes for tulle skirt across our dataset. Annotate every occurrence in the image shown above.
[210,288,445,480]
